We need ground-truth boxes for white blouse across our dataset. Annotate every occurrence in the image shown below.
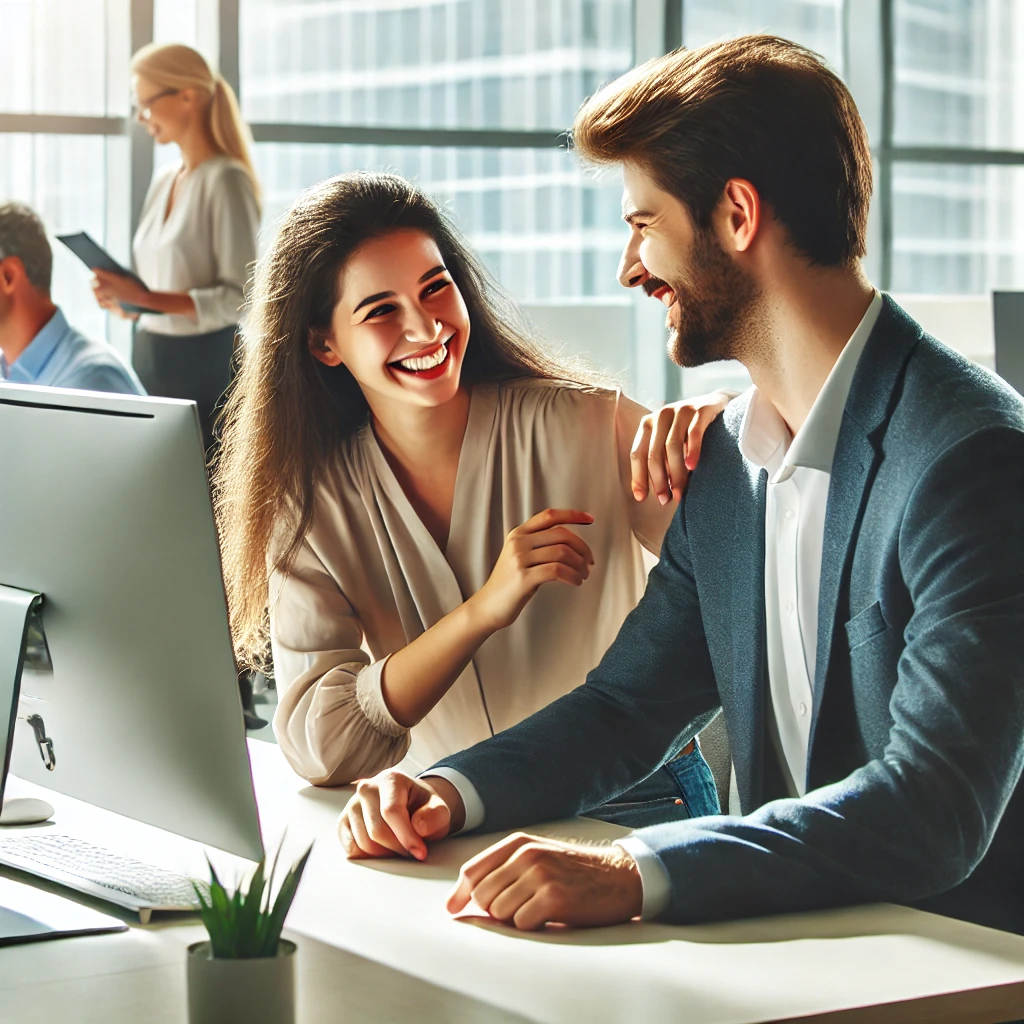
[269,381,675,786]
[132,155,259,336]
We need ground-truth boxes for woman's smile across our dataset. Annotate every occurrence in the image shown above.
[389,333,455,379]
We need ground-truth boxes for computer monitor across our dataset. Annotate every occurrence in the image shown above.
[0,382,262,862]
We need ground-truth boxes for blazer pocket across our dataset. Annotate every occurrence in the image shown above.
[845,600,888,650]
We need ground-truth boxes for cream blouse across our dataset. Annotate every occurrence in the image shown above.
[133,156,259,336]
[269,380,674,786]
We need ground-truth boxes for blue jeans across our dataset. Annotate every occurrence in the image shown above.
[583,741,721,829]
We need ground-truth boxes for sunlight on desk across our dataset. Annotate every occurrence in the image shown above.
[1,740,1022,1023]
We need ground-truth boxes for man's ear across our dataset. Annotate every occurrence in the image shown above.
[308,326,343,368]
[0,256,24,296]
[719,178,761,254]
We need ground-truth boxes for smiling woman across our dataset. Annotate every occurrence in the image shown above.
[213,171,727,832]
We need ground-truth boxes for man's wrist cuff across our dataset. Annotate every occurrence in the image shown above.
[614,836,671,919]
[418,767,485,833]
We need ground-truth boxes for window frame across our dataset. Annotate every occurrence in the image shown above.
[3,0,1023,399]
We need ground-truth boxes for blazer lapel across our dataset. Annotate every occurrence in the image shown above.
[729,461,769,814]
[808,430,876,754]
[807,295,924,766]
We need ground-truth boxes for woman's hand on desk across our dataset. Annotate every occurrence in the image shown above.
[447,833,643,930]
[631,389,738,505]
[338,771,465,861]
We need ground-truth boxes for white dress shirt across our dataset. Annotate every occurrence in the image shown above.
[620,290,883,916]
[133,155,259,336]
[430,292,884,921]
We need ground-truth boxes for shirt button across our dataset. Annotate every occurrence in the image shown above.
[786,600,795,614]
[799,703,807,716]
[785,509,796,520]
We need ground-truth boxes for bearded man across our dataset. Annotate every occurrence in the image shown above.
[337,35,1024,936]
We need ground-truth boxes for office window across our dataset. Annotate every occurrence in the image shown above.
[0,1,130,350]
[0,0,128,116]
[9,0,1020,402]
[682,0,844,71]
[891,163,1024,293]
[253,143,626,307]
[153,0,199,49]
[239,0,633,130]
[0,134,128,346]
[894,0,1024,150]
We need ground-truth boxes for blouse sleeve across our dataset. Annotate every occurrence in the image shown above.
[613,390,675,555]
[269,535,411,786]
[189,164,260,333]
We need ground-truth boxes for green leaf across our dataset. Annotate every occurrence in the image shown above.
[236,860,266,958]
[259,843,313,957]
[254,835,286,953]
[207,873,234,958]
[204,853,225,893]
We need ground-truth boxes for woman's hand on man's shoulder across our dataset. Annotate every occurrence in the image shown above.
[630,390,738,505]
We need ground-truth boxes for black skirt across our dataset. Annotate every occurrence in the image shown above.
[132,325,237,452]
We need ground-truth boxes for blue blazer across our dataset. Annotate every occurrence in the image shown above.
[434,296,1024,934]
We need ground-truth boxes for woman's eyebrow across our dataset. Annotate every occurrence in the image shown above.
[353,290,394,314]
[351,267,447,314]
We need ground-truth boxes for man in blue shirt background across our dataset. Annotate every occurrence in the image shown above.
[0,202,145,396]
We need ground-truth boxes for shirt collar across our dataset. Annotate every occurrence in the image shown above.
[3,307,68,383]
[739,290,882,483]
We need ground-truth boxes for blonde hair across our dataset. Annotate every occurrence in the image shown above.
[131,42,261,207]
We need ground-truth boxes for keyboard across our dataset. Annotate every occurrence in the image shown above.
[0,833,206,923]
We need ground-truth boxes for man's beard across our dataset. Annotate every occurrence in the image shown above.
[649,228,761,368]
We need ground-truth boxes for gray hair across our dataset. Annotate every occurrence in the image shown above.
[0,202,53,292]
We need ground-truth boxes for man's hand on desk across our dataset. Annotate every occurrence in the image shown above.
[338,771,466,860]
[448,833,643,931]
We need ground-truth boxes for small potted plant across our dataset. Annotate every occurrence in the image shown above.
[187,840,313,1024]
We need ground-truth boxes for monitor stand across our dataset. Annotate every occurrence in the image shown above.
[0,586,108,946]
[0,585,53,826]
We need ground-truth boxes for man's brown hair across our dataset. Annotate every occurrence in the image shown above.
[573,35,872,268]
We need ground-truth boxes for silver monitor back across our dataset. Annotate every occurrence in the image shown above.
[0,383,262,862]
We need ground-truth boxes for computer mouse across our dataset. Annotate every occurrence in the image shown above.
[0,797,55,825]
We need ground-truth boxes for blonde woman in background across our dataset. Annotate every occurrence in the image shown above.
[91,42,261,452]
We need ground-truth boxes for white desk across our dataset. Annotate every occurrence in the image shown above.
[1,740,1023,1024]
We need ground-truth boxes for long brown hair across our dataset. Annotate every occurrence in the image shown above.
[131,42,261,207]
[214,171,597,670]
[573,35,871,268]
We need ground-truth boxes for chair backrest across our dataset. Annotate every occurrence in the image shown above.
[993,291,1024,396]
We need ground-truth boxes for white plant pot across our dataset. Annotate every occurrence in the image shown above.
[187,939,296,1024]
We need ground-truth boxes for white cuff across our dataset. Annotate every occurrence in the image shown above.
[418,767,485,833]
[614,836,671,919]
